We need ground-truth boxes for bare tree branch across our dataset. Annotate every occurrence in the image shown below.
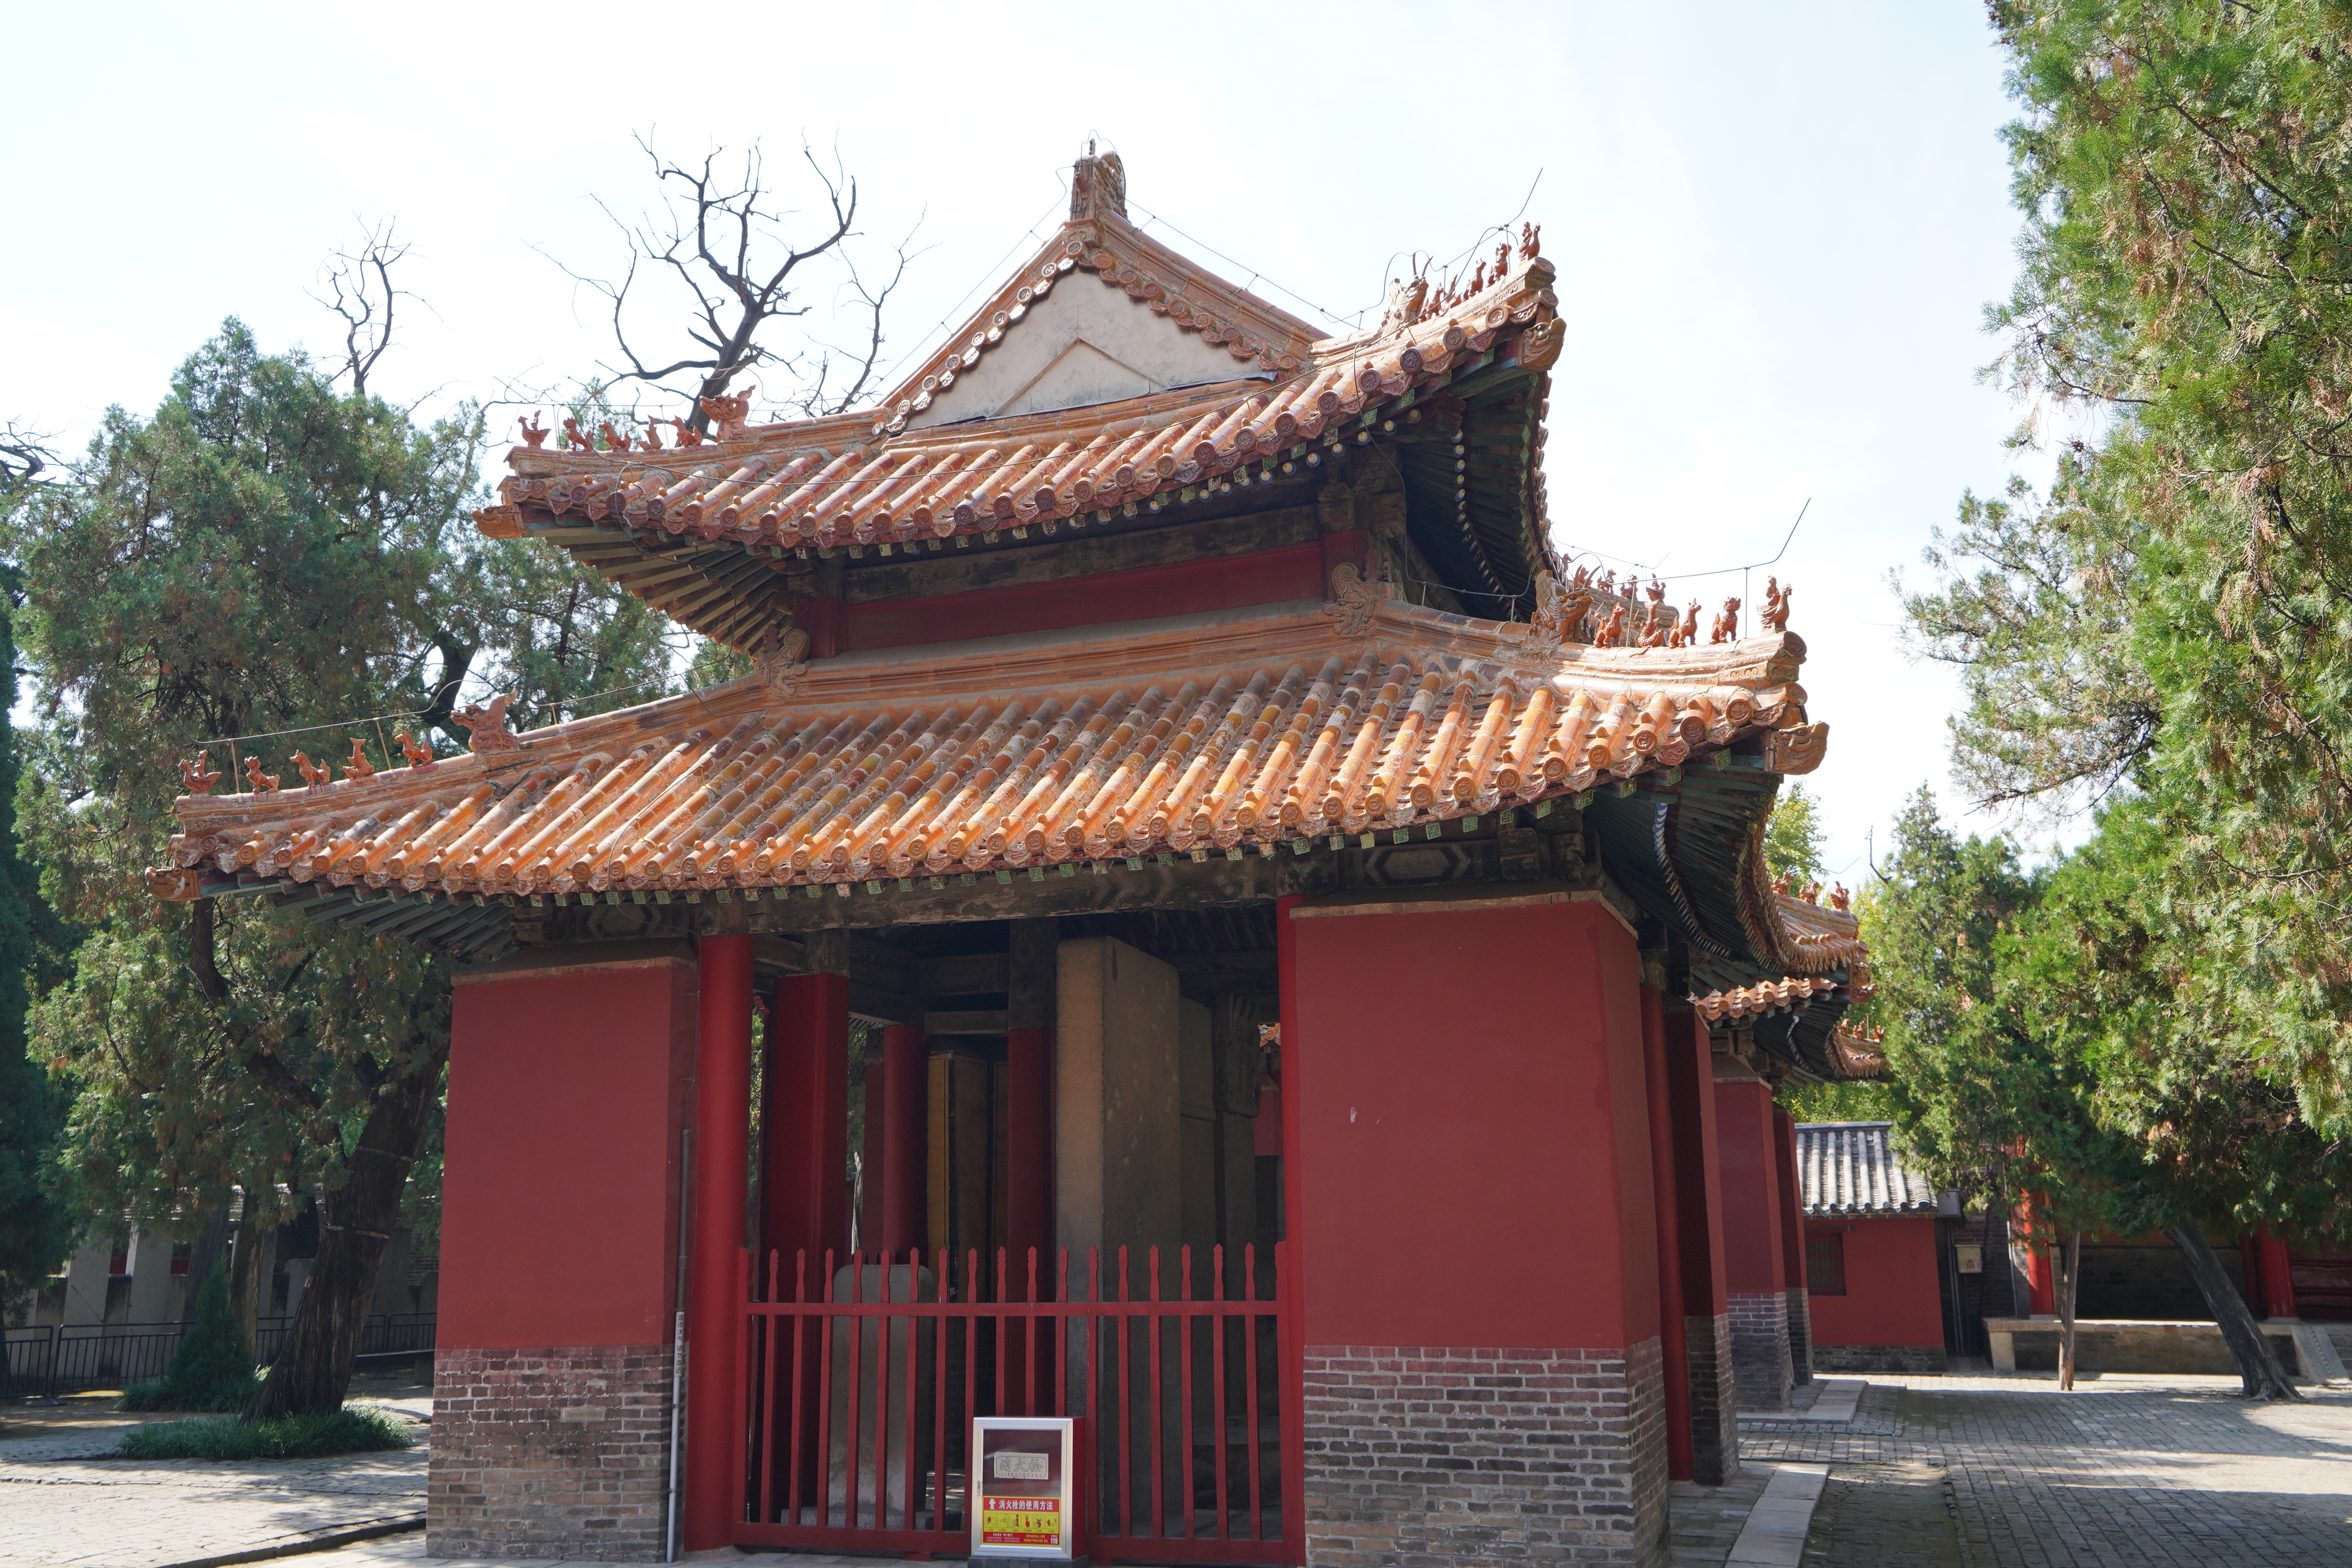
[313,220,414,398]
[0,421,58,506]
[548,135,917,435]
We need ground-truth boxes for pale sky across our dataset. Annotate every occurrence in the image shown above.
[2,2,2052,883]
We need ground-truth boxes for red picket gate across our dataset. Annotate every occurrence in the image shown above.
[731,1243,1295,1563]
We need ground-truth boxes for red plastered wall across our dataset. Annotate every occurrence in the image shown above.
[839,543,1326,651]
[1714,1081,1784,1295]
[1806,1215,1944,1348]
[1286,896,1658,1349]
[440,956,697,1348]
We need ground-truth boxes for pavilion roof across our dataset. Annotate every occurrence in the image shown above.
[148,595,1832,974]
[476,202,1566,649]
[1684,891,1876,1082]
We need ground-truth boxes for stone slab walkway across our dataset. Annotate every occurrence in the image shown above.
[0,1400,428,1568]
[1743,1372,2352,1567]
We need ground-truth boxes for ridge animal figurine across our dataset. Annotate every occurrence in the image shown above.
[1637,607,1665,648]
[397,730,434,769]
[597,421,626,453]
[1710,597,1742,645]
[1762,576,1794,632]
[519,412,548,448]
[178,752,221,794]
[669,417,704,447]
[454,694,521,752]
[343,739,376,781]
[1592,603,1626,648]
[561,416,592,451]
[243,756,279,793]
[292,749,331,789]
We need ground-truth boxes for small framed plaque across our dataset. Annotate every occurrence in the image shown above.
[970,1415,1087,1561]
[1954,1243,1984,1275]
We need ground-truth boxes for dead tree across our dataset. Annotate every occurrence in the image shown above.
[1,422,57,505]
[547,136,914,434]
[314,221,413,398]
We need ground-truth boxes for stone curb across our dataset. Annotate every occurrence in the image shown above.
[1738,1376,1867,1425]
[1725,1461,1827,1567]
[158,1513,424,1568]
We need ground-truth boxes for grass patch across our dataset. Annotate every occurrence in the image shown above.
[119,1368,264,1413]
[117,1406,414,1461]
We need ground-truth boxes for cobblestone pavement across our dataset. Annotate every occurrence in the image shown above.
[1743,1373,2352,1568]
[1670,1459,1781,1566]
[1804,1458,1964,1566]
[0,1400,427,1568]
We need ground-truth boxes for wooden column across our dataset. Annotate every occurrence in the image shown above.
[1005,919,1057,1282]
[2257,1230,2298,1319]
[1714,1077,1791,1411]
[762,972,850,1278]
[1772,1105,1812,1387]
[685,932,753,1551]
[874,1024,927,1257]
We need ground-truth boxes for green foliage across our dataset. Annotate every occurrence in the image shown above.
[1906,2,2352,1135]
[0,569,72,1308]
[1860,790,2352,1247]
[1762,783,1826,887]
[120,1265,260,1412]
[1778,1079,1897,1126]
[3,323,687,1416]
[117,1404,412,1459]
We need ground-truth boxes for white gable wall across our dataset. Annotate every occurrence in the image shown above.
[908,278,1265,429]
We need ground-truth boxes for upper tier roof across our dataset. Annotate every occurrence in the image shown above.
[476,156,1565,650]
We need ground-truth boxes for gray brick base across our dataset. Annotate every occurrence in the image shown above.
[1302,1340,1669,1567]
[1811,1343,1949,1374]
[427,1344,672,1562]
[1785,1286,1813,1387]
[1683,1312,1739,1486]
[1729,1292,1793,1411]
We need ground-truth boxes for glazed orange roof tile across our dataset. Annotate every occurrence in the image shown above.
[152,599,1823,909]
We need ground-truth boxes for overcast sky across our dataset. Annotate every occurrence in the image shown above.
[2,2,2055,884]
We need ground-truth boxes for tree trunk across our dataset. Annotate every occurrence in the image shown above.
[2056,1231,2082,1391]
[227,1199,266,1360]
[2165,1225,2300,1401]
[245,1052,442,1420]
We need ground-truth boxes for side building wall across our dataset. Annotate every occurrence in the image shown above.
[1287,890,1670,1568]
[428,946,697,1563]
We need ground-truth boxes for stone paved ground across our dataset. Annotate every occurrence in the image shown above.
[0,1395,428,1568]
[1743,1372,2352,1567]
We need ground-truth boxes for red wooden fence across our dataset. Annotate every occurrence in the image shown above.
[731,1243,1293,1564]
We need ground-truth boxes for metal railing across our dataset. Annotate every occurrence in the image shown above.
[2,1312,436,1399]
[734,1244,1291,1566]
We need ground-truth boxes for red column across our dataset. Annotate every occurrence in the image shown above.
[1772,1109,1807,1292]
[762,973,849,1283]
[2258,1230,2298,1319]
[1639,984,1693,1481]
[1714,1082,1785,1298]
[874,1024,928,1256]
[1005,1027,1053,1282]
[1665,1014,1729,1321]
[685,933,753,1550]
[1275,892,1305,1537]
[2017,1195,2056,1315]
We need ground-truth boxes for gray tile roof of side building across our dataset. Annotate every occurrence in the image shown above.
[1794,1120,1939,1216]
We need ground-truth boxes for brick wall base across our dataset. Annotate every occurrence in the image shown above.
[428,1345,673,1562]
[1784,1286,1813,1386]
[1812,1343,1949,1374]
[1682,1312,1739,1486]
[1302,1341,1670,1568]
[1728,1292,1792,1412]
